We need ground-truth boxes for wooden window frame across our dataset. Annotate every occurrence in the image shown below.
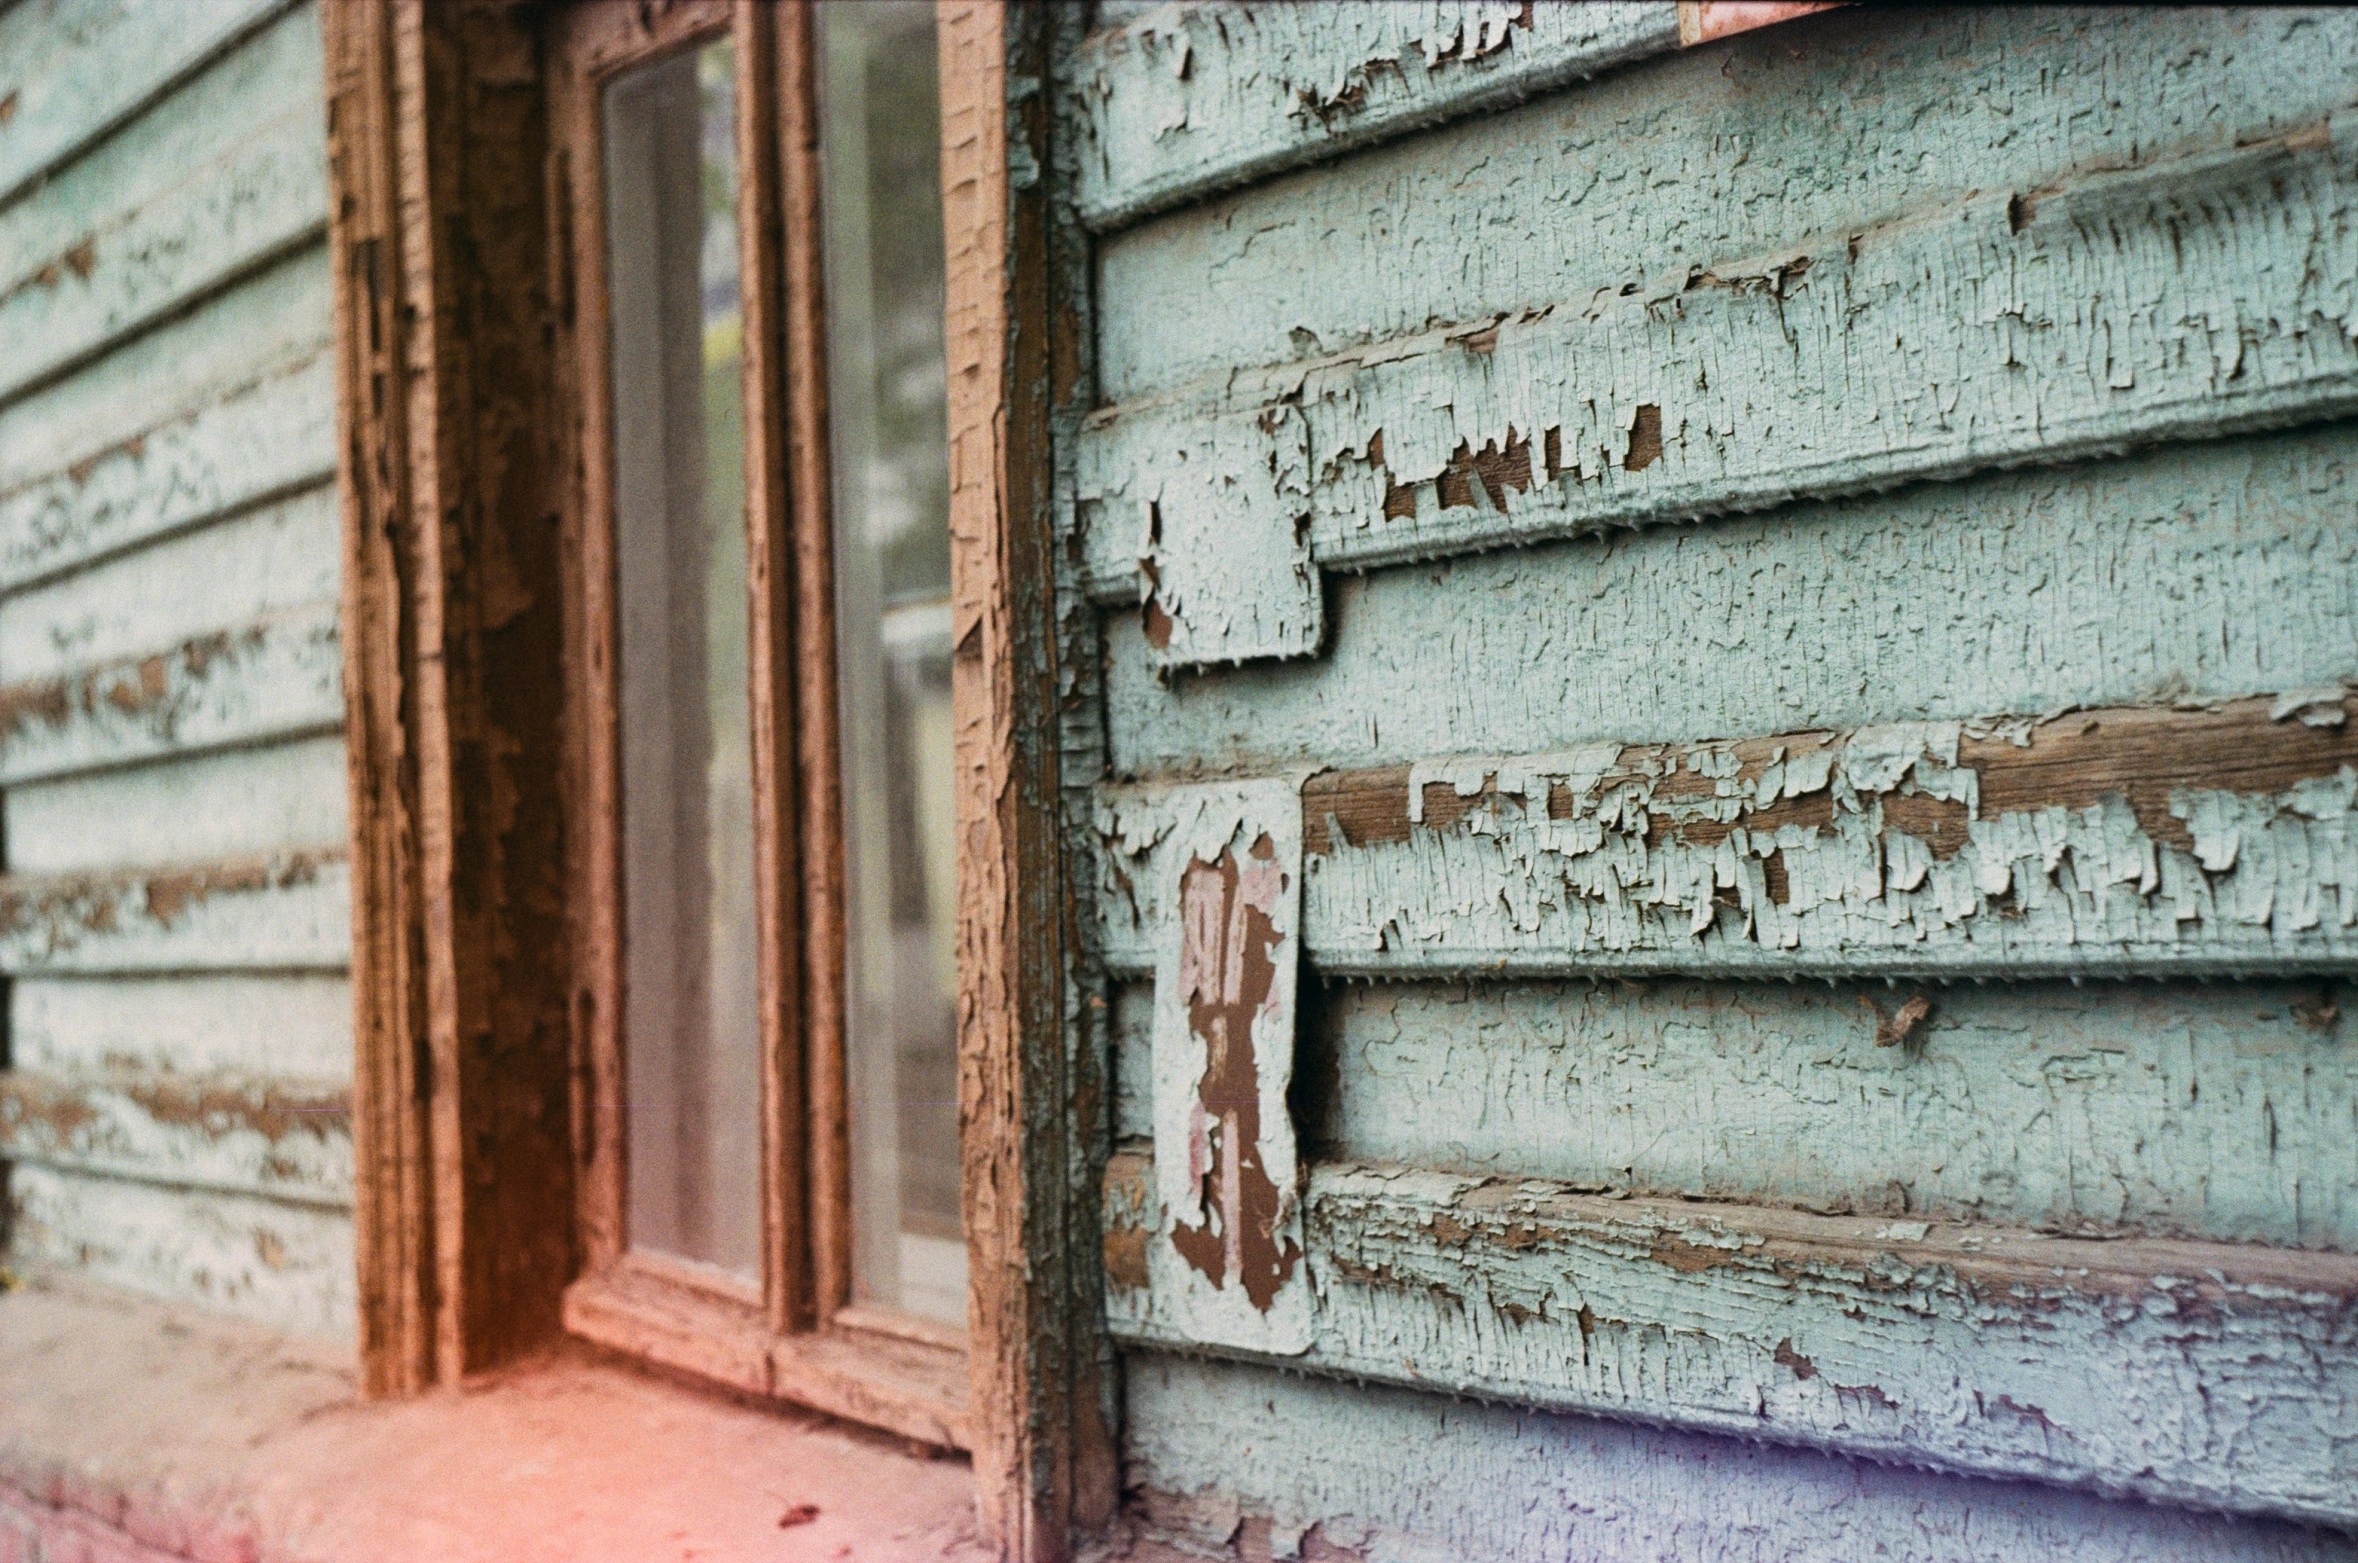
[542,0,968,1445]
[324,0,1111,1550]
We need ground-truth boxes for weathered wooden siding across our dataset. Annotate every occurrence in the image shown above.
[0,0,351,1340]
[1065,4,2358,1553]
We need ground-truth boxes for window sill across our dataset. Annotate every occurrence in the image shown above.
[0,1269,987,1562]
[561,1256,971,1450]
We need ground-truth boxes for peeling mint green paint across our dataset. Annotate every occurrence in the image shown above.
[1068,3,2358,1548]
[0,0,349,1337]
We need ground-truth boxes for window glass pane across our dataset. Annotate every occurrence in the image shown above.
[605,38,761,1282]
[816,0,962,1329]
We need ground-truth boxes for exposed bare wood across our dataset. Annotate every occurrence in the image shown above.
[770,0,844,1340]
[1098,696,2358,979]
[325,0,574,1393]
[942,2,1116,1553]
[0,1064,350,1209]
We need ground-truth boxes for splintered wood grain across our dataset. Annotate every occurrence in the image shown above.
[1103,425,2358,777]
[1098,696,2358,980]
[323,0,575,1387]
[942,0,1118,1549]
[1105,1154,2358,1526]
[1123,1353,2358,1563]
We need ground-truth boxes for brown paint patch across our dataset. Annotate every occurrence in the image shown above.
[1167,843,1302,1312]
[62,240,96,280]
[1647,1233,1739,1274]
[1623,404,1663,472]
[1872,994,1932,1048]
[1773,1337,1817,1380]
[1102,1225,1150,1292]
[1761,848,1790,905]
[0,91,18,124]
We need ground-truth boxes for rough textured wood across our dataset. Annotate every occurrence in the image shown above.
[1123,1353,2358,1562]
[0,603,343,787]
[1078,113,2358,645]
[324,0,574,1393]
[0,8,326,408]
[737,0,813,1340]
[1103,425,2358,779]
[1070,2,1681,232]
[1106,1152,2358,1526]
[562,1256,972,1453]
[0,0,292,207]
[1143,780,1310,1353]
[0,850,350,976]
[942,2,1117,1552]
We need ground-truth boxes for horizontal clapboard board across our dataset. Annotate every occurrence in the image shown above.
[1096,696,2358,978]
[1077,115,2358,663]
[1103,1152,2358,1527]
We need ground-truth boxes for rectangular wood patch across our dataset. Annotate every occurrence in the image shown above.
[1148,779,1312,1354]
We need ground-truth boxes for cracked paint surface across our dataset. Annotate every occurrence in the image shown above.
[1099,698,2358,979]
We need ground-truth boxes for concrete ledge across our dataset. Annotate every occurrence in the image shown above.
[0,1270,987,1562]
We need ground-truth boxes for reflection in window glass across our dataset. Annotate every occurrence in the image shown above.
[605,39,761,1282]
[817,0,962,1329]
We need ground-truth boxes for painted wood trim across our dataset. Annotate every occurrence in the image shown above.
[324,0,574,1393]
[1070,2,1835,234]
[0,850,350,976]
[1097,696,2358,979]
[321,0,431,1397]
[0,602,341,787]
[0,0,296,208]
[738,0,815,1340]
[1074,114,2358,649]
[561,1256,972,1451]
[942,2,1119,1552]
[0,1064,351,1210]
[1104,1151,2358,1526]
[771,0,849,1338]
